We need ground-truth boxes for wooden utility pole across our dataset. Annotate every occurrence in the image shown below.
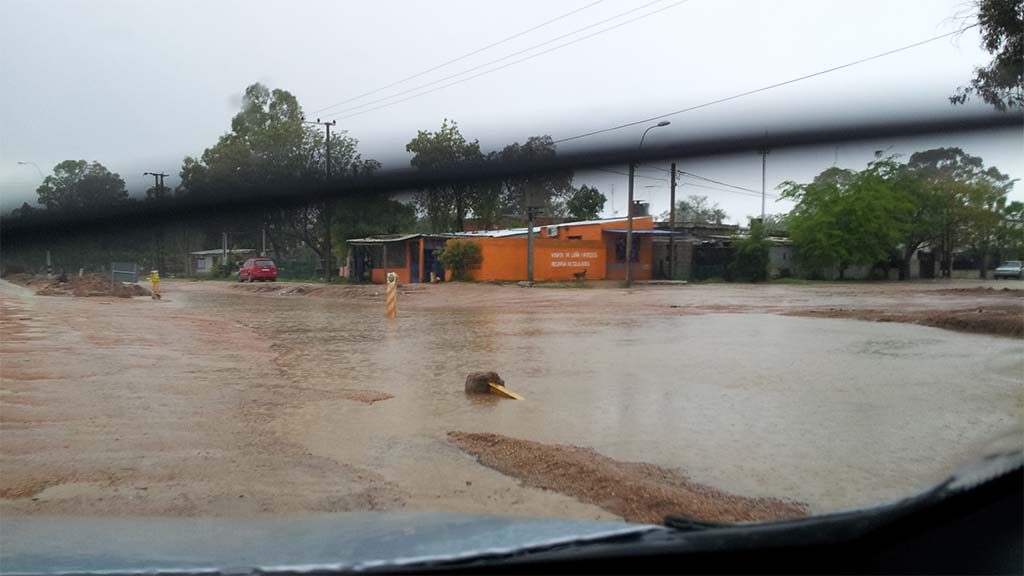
[144,171,169,273]
[304,118,337,283]
[760,146,769,220]
[669,162,677,280]
[625,162,635,287]
[526,206,539,283]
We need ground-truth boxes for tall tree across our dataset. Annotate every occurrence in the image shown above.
[498,135,573,218]
[406,119,482,232]
[177,83,378,265]
[950,0,1023,110]
[565,185,606,220]
[661,195,728,225]
[36,160,128,211]
[780,159,911,279]
[904,147,1013,277]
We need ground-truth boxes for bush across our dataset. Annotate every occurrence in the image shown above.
[439,240,483,281]
[730,220,770,282]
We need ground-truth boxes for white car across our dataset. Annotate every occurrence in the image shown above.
[993,260,1023,279]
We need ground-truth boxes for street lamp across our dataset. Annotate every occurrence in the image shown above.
[16,161,44,180]
[625,120,670,287]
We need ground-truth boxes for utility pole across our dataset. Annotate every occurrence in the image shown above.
[222,231,228,276]
[625,162,635,287]
[526,206,538,283]
[760,146,769,221]
[144,172,169,273]
[669,162,677,280]
[304,118,337,283]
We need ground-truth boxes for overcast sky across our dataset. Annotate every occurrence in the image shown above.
[2,0,1021,222]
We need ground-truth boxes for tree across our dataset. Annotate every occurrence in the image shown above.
[331,196,417,251]
[780,160,911,279]
[904,147,1014,277]
[950,0,1023,110]
[177,83,379,267]
[497,135,574,219]
[662,195,728,225]
[565,185,606,220]
[761,212,790,233]
[406,119,483,232]
[438,240,483,281]
[730,219,771,282]
[36,160,128,211]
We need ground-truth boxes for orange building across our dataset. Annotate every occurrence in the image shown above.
[346,216,661,283]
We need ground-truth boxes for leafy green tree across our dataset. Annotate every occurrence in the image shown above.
[497,135,573,219]
[177,83,378,268]
[662,195,728,225]
[780,159,911,279]
[406,119,483,232]
[950,0,1023,110]
[36,160,128,211]
[730,219,771,282]
[331,196,417,251]
[565,185,606,220]
[438,240,483,281]
[761,212,790,233]
[904,147,1013,277]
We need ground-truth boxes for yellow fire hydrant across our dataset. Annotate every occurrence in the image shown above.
[147,270,161,300]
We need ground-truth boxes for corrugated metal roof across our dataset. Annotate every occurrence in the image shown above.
[601,229,674,235]
[189,248,256,255]
[347,234,423,244]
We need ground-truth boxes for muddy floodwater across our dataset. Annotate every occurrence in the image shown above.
[186,285,1023,514]
[2,279,1022,520]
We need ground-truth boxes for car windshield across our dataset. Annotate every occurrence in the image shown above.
[1,0,1021,568]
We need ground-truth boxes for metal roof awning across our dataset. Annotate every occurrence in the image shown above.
[601,229,674,235]
[347,234,423,245]
[189,248,256,255]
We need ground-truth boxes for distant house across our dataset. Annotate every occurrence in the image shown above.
[190,248,257,275]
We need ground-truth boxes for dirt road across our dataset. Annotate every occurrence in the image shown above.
[2,278,1021,522]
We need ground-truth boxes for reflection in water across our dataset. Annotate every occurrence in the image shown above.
[187,292,1023,514]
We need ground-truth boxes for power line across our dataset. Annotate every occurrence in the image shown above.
[677,170,764,195]
[322,0,662,118]
[553,24,980,144]
[598,167,777,199]
[644,165,776,198]
[325,0,691,122]
[307,0,605,116]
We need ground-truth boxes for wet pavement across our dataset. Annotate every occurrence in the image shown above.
[2,279,1022,520]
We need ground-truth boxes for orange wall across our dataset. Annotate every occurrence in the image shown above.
[460,217,655,282]
[467,238,607,281]
[370,267,411,284]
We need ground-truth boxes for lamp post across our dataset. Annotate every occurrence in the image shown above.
[625,121,670,287]
[16,161,44,180]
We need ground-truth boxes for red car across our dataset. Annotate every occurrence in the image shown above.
[238,258,277,282]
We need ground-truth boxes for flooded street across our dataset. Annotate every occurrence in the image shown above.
[2,279,1022,521]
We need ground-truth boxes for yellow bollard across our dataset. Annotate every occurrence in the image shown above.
[147,270,161,300]
[385,272,397,319]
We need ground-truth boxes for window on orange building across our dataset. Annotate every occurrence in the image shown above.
[614,238,640,262]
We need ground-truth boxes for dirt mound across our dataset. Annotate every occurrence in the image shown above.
[934,287,1024,297]
[788,306,1023,338]
[447,431,808,525]
[465,371,503,394]
[31,273,150,298]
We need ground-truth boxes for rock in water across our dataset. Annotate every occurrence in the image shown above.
[465,371,503,394]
